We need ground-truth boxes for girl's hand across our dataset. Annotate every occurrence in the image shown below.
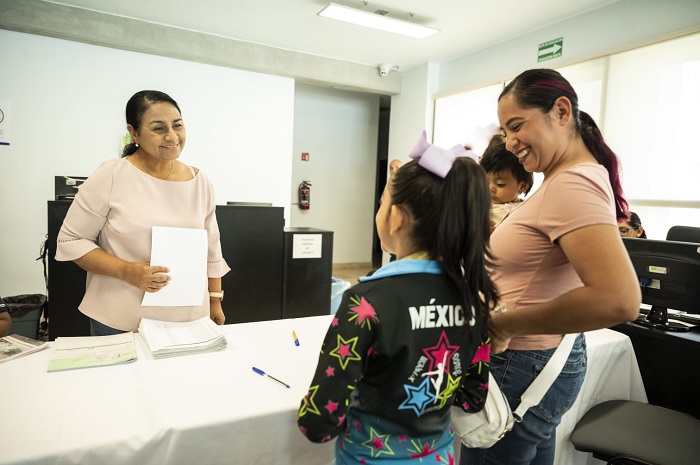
[488,311,512,354]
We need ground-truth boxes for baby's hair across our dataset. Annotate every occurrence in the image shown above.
[390,158,497,332]
[480,135,533,196]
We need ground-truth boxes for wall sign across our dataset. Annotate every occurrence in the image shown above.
[538,37,563,62]
[0,100,11,146]
[292,234,322,259]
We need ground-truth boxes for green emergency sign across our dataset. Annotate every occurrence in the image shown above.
[538,37,563,62]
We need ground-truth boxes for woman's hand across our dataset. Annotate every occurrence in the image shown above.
[208,278,225,324]
[210,300,226,325]
[121,262,171,292]
[75,250,170,292]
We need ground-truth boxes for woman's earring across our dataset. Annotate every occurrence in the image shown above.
[135,143,139,148]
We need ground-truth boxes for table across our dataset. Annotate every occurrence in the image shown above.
[1,315,335,465]
[0,318,644,465]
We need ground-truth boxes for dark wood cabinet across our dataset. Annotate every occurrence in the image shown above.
[46,203,332,337]
[216,205,285,323]
[282,227,333,319]
[47,202,289,338]
[47,201,89,340]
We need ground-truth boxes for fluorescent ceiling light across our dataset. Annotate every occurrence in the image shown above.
[318,3,439,39]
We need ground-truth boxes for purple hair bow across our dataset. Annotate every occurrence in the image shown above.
[408,130,479,178]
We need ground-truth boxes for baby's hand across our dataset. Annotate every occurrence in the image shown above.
[489,220,497,235]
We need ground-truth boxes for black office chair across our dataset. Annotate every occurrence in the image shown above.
[571,400,700,465]
[666,225,700,243]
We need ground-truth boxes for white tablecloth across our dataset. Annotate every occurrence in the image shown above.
[0,317,644,465]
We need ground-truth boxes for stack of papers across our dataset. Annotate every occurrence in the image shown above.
[138,316,227,359]
[47,332,138,372]
[0,334,49,364]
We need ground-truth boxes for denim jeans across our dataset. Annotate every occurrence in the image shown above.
[460,334,587,465]
[90,318,127,336]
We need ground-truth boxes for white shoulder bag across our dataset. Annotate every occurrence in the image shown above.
[451,333,577,448]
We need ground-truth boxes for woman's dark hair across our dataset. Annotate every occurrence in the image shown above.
[121,90,182,157]
[389,157,497,335]
[480,134,534,196]
[627,211,647,238]
[499,69,628,220]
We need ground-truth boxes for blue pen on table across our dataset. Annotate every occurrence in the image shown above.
[292,330,300,346]
[252,367,290,388]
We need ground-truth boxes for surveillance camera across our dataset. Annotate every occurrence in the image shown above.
[378,64,392,77]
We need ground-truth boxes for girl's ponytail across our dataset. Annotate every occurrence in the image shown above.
[439,158,497,328]
[391,147,497,335]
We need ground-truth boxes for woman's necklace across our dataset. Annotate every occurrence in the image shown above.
[135,154,174,180]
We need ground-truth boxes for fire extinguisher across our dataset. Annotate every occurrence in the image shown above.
[299,181,311,210]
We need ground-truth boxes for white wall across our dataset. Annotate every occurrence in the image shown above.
[384,63,441,265]
[437,0,700,97]
[388,0,700,240]
[4,0,699,296]
[291,84,379,265]
[390,0,700,151]
[388,63,439,164]
[0,29,295,296]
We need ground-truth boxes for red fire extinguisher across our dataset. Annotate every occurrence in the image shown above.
[299,181,311,210]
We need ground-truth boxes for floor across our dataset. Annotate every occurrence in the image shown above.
[332,264,375,286]
[330,264,374,314]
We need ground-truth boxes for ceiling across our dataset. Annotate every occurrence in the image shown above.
[47,0,620,71]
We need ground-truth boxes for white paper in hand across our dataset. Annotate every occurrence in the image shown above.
[142,226,207,307]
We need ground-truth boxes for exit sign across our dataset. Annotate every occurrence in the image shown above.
[538,37,563,62]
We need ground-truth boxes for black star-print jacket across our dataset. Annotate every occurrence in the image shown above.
[298,260,490,447]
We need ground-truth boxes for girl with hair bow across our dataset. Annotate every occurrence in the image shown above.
[299,131,497,464]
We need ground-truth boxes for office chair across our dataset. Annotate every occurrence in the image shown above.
[571,400,700,465]
[666,225,700,243]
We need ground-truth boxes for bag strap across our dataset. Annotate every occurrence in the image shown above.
[511,333,578,421]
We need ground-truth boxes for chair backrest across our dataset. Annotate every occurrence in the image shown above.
[666,225,700,243]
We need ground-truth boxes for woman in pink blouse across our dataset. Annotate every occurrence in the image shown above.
[56,90,230,335]
[460,70,640,465]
